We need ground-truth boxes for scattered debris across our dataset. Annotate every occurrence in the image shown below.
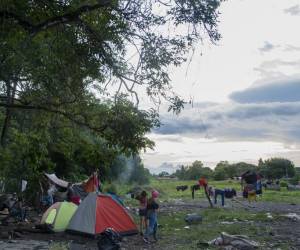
[220,221,235,225]
[266,212,273,219]
[205,232,260,249]
[281,213,300,221]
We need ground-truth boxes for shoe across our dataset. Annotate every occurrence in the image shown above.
[143,237,150,244]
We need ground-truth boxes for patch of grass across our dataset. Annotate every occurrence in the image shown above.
[49,242,68,250]
[126,179,300,204]
[260,188,300,204]
[156,208,274,249]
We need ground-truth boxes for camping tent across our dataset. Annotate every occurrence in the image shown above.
[41,201,77,232]
[67,193,138,236]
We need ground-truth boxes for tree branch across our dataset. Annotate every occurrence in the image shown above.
[0,102,107,133]
[1,0,113,35]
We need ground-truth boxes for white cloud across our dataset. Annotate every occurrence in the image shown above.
[284,5,300,16]
[142,0,300,171]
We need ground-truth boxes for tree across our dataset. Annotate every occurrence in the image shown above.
[213,161,257,180]
[0,0,223,147]
[260,158,295,179]
[128,155,150,184]
[174,161,213,180]
[0,1,224,192]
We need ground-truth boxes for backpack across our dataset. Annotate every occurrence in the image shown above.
[97,228,122,250]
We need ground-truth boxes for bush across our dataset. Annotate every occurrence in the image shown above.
[104,183,118,194]
[289,175,300,185]
[280,181,288,187]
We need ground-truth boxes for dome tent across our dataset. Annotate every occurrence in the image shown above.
[67,193,138,236]
[41,201,77,232]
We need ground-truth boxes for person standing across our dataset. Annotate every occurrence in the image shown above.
[136,190,148,235]
[143,190,159,244]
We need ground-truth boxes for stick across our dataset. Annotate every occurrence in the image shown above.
[204,186,213,208]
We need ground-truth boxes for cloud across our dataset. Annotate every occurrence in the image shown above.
[153,99,300,145]
[156,117,211,135]
[229,79,300,103]
[258,41,276,53]
[253,59,300,80]
[147,162,178,174]
[284,45,300,52]
[284,5,300,16]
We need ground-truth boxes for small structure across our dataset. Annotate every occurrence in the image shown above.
[40,201,77,232]
[67,193,138,236]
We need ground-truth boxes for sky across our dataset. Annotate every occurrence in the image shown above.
[141,0,300,174]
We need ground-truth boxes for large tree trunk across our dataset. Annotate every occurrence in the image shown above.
[1,80,17,147]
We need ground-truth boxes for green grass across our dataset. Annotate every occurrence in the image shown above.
[157,208,276,249]
[116,178,300,204]
[116,179,300,249]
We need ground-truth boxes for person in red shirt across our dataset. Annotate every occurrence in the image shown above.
[198,177,208,190]
[198,177,213,207]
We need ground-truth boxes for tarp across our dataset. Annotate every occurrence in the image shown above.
[41,201,77,232]
[44,173,69,188]
[67,193,138,236]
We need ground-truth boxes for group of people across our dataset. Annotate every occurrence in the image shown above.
[135,189,160,244]
[41,181,82,209]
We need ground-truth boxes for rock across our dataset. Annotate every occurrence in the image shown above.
[184,213,202,224]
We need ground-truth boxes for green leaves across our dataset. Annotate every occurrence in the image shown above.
[0,0,223,186]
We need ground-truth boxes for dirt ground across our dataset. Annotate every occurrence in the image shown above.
[0,199,299,250]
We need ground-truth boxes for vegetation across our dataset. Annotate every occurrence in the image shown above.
[0,0,223,191]
[170,158,297,181]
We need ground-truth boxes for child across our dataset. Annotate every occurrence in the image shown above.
[143,190,159,244]
[136,190,147,235]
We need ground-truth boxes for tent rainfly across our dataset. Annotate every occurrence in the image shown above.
[41,201,77,232]
[67,193,138,236]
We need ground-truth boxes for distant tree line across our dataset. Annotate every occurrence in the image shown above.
[166,158,298,182]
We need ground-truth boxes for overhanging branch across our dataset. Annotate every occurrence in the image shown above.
[1,0,113,35]
[0,102,107,133]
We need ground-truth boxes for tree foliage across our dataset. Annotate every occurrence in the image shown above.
[174,161,213,180]
[173,158,296,181]
[0,0,223,140]
[0,0,224,189]
[259,158,295,179]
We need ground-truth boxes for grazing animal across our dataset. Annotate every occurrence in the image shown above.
[176,185,188,191]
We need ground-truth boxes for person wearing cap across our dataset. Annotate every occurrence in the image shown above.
[143,190,159,243]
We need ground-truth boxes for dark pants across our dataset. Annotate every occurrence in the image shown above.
[214,189,225,206]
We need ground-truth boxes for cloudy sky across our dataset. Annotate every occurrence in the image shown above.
[141,0,300,173]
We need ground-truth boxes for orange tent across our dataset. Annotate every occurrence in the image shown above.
[67,193,137,236]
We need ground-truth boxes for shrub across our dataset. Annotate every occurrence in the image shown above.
[280,181,288,187]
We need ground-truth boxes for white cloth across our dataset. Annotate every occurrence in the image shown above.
[21,180,27,192]
[47,185,57,196]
